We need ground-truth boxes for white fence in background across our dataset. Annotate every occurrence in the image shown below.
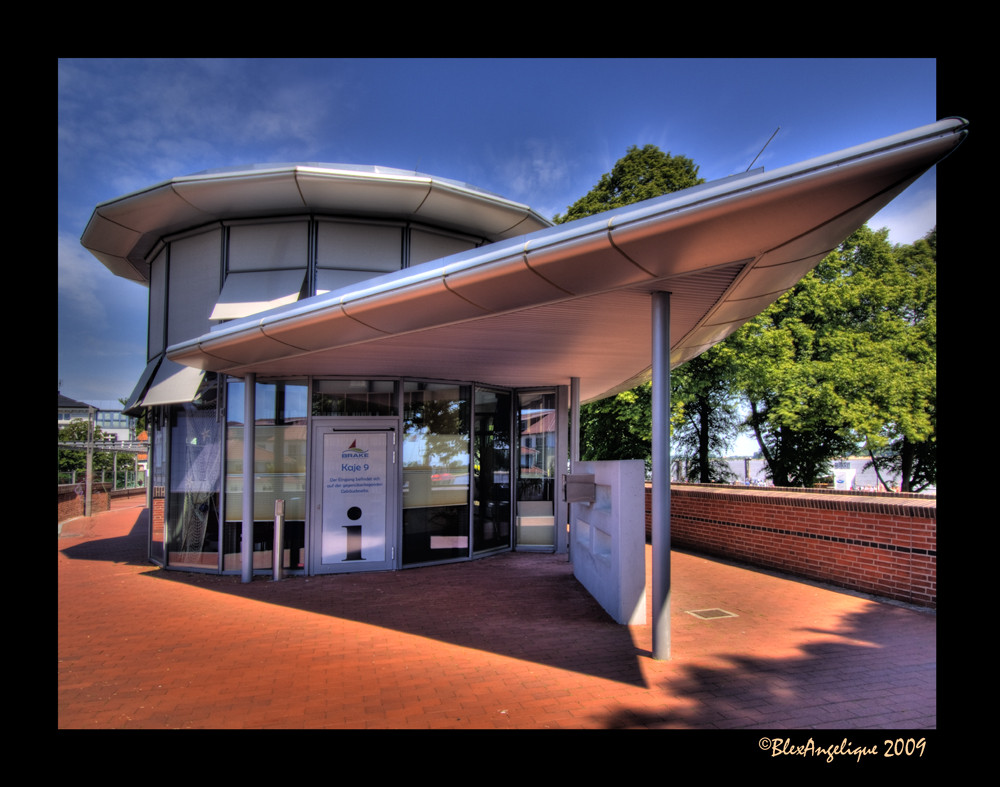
[685,456,936,493]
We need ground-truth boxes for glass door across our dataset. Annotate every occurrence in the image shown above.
[473,389,512,554]
[310,422,396,573]
[516,391,557,550]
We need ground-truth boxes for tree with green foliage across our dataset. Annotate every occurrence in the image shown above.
[726,225,936,490]
[727,296,856,487]
[58,419,115,477]
[829,227,937,491]
[555,145,703,224]
[555,144,705,467]
[578,383,653,469]
[670,343,742,482]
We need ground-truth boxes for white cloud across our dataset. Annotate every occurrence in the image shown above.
[869,185,936,245]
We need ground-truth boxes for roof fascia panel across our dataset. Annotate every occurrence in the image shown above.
[523,231,652,294]
[295,170,431,215]
[417,184,546,237]
[172,170,307,216]
[444,255,570,312]
[260,303,388,352]
[341,276,490,334]
[170,323,308,370]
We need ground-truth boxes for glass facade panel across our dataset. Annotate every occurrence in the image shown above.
[312,379,397,417]
[166,375,222,568]
[148,248,166,356]
[316,221,403,271]
[167,229,222,347]
[409,228,477,266]
[402,382,470,565]
[227,221,309,271]
[473,390,512,553]
[225,380,308,572]
[516,391,557,548]
[149,410,167,564]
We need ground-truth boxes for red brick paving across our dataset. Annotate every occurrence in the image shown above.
[58,502,935,730]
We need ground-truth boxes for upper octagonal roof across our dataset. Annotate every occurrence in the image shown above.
[81,163,553,284]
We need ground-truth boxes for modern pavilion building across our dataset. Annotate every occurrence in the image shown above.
[80,119,965,597]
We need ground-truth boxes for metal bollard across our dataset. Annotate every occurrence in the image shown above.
[272,499,285,581]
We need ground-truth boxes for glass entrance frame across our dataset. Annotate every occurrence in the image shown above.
[401,381,471,565]
[309,419,398,573]
[473,388,513,555]
[183,376,569,575]
[163,373,223,570]
[515,390,559,551]
[225,378,308,573]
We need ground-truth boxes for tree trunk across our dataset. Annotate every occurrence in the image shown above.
[899,437,914,492]
[748,400,789,486]
[868,448,892,492]
[697,400,711,483]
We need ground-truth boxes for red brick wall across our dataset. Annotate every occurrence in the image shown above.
[645,483,936,608]
[151,496,165,546]
[57,483,111,522]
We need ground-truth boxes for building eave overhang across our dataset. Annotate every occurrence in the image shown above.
[156,118,963,402]
[80,163,553,284]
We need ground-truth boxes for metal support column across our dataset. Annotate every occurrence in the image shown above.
[651,291,672,660]
[242,373,256,583]
[570,377,581,468]
[85,406,95,517]
[555,384,571,556]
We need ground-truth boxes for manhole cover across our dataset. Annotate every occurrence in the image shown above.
[686,608,738,620]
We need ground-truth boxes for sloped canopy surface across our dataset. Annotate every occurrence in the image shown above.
[91,120,967,403]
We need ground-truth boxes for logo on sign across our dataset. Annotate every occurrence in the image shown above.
[342,439,369,459]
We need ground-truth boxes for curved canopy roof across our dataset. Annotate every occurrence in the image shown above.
[89,119,967,404]
[81,163,552,284]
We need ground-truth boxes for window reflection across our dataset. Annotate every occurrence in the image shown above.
[166,374,221,568]
[225,380,307,572]
[401,382,470,565]
[312,379,397,417]
[473,390,512,553]
[516,391,557,548]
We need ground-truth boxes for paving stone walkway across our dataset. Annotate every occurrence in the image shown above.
[58,501,935,731]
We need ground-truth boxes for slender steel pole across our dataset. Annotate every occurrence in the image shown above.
[651,291,672,660]
[272,499,285,581]
[85,406,95,517]
[242,373,255,583]
[558,383,572,556]
[570,377,581,468]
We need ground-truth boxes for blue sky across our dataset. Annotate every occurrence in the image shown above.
[58,58,940,431]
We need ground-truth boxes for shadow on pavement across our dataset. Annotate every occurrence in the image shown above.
[61,506,650,687]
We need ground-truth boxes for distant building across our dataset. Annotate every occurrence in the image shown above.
[58,393,137,442]
[89,400,137,442]
[57,392,92,428]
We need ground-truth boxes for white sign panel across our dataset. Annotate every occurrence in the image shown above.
[833,467,856,490]
[322,432,388,564]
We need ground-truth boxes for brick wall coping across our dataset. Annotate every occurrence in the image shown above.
[651,481,936,518]
[58,482,112,494]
